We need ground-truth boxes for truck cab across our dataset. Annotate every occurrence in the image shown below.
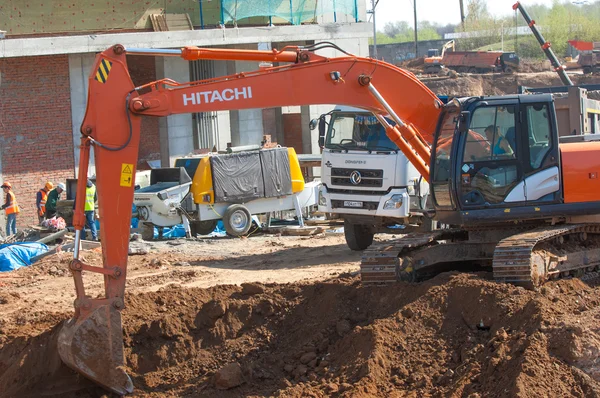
[313,106,430,250]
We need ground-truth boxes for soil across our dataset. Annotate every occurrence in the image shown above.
[4,70,600,397]
[1,232,600,397]
[422,71,600,97]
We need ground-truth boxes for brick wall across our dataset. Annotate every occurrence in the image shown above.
[127,55,160,170]
[0,55,75,228]
[283,113,303,154]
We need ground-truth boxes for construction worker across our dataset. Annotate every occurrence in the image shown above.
[36,182,53,224]
[84,179,98,241]
[1,182,20,236]
[45,183,65,219]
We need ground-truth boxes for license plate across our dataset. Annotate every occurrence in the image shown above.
[344,201,363,208]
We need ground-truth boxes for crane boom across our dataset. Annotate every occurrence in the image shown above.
[513,1,573,86]
[59,43,442,394]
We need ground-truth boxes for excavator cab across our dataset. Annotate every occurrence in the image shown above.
[431,94,561,226]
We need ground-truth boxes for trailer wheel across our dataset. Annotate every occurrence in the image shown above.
[583,66,593,74]
[223,204,252,236]
[190,220,218,237]
[344,219,374,251]
[468,67,478,74]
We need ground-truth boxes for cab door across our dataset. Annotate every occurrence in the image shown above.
[457,102,522,208]
[504,101,560,203]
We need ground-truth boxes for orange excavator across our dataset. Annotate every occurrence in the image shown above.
[61,42,600,394]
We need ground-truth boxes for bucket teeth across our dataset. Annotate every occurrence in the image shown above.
[58,305,133,395]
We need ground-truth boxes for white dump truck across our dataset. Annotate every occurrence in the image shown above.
[313,106,432,250]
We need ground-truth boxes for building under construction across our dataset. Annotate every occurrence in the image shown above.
[0,0,371,226]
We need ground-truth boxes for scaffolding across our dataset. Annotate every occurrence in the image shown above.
[220,0,359,25]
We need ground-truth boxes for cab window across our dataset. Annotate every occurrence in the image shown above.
[524,104,552,170]
[463,106,516,162]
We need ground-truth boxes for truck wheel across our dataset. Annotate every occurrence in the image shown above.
[583,66,592,74]
[190,220,218,237]
[141,222,155,241]
[468,67,478,74]
[344,219,374,251]
[223,204,252,237]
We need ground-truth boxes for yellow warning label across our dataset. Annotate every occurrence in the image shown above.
[120,163,134,187]
[94,59,113,84]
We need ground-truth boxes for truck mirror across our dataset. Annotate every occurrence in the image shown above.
[458,111,470,133]
[309,119,318,130]
[318,117,327,148]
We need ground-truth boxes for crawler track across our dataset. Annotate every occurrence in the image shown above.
[361,230,461,283]
[361,224,600,288]
[493,224,600,288]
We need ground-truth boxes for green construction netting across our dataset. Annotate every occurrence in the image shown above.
[222,0,358,25]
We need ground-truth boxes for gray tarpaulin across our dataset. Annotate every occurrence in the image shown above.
[211,151,264,203]
[260,148,292,197]
[210,148,293,204]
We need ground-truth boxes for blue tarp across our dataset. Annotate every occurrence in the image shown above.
[155,225,187,238]
[0,242,49,272]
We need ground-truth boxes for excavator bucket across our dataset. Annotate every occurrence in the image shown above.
[57,304,133,395]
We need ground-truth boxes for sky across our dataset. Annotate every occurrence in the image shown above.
[373,0,568,31]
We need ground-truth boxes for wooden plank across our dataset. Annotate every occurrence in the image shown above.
[165,13,193,31]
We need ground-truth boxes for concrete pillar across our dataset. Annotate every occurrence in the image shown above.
[212,59,231,151]
[228,59,264,147]
[68,53,96,177]
[155,56,194,167]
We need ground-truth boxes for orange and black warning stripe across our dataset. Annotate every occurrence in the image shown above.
[95,59,113,84]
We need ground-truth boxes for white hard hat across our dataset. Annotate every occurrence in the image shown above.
[57,183,66,190]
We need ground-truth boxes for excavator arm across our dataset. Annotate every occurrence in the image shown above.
[59,43,441,394]
[440,40,455,58]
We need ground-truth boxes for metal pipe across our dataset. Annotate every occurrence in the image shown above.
[333,0,337,22]
[199,0,204,29]
[125,48,183,56]
[367,82,431,166]
[73,229,81,260]
[367,83,406,128]
[413,0,418,57]
[371,0,377,59]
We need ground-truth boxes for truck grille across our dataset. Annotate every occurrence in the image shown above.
[331,168,383,188]
[326,188,390,196]
[331,200,379,210]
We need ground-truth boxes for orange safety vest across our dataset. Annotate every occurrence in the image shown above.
[39,189,48,213]
[5,191,19,215]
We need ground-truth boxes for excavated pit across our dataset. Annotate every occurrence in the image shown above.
[2,272,600,397]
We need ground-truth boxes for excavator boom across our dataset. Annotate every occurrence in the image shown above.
[60,43,442,394]
[513,1,573,86]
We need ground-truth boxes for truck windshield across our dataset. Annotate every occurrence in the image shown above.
[325,113,398,151]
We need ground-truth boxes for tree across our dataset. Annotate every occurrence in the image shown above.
[465,0,490,23]
[383,21,409,38]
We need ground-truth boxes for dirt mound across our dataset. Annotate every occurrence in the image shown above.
[518,59,552,73]
[420,71,600,98]
[2,272,600,397]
